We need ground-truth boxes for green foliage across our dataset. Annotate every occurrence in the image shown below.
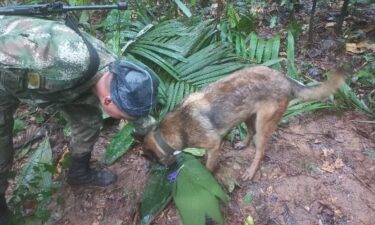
[244,215,255,225]
[227,4,240,24]
[10,137,58,223]
[94,9,134,55]
[16,145,31,160]
[173,0,192,17]
[336,82,374,116]
[269,16,277,28]
[280,0,300,12]
[13,118,26,135]
[63,123,71,137]
[183,148,206,157]
[337,54,374,115]
[140,164,175,225]
[242,191,254,207]
[118,19,245,117]
[286,31,299,79]
[140,153,227,225]
[220,21,284,70]
[283,99,334,122]
[352,64,375,86]
[287,20,303,40]
[103,123,135,165]
[173,154,227,225]
[35,115,45,124]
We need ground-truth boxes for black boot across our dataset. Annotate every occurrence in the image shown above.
[67,153,117,187]
[0,194,11,225]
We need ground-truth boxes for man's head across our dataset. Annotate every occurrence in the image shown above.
[96,60,159,121]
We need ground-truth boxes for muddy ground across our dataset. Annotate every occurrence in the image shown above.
[36,109,374,225]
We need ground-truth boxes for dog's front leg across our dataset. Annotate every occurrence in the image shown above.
[203,138,222,171]
[234,115,256,150]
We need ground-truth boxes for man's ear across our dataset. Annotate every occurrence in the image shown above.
[104,96,112,106]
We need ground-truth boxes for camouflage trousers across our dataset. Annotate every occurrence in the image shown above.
[0,86,103,195]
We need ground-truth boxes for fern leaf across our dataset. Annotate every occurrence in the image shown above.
[248,32,257,62]
[255,38,265,64]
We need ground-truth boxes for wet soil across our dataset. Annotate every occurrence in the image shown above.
[44,110,374,225]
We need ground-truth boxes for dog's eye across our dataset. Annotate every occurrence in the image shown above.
[142,151,158,162]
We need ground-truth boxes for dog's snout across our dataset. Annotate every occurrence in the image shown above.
[159,155,177,166]
[142,150,158,162]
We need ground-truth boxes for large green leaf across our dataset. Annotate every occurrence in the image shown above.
[283,99,333,121]
[287,31,299,79]
[174,176,223,225]
[263,39,273,62]
[140,153,227,225]
[271,35,281,70]
[16,137,52,191]
[140,164,175,225]
[173,0,192,17]
[11,136,54,222]
[128,47,180,80]
[174,154,227,225]
[255,38,265,64]
[103,123,135,165]
[248,32,258,62]
[179,154,228,203]
[122,19,245,116]
[337,82,374,115]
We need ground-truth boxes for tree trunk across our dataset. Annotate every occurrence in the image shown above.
[336,0,350,36]
[216,0,224,20]
[308,0,318,46]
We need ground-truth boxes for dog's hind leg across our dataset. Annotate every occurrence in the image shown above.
[234,115,256,150]
[242,100,288,180]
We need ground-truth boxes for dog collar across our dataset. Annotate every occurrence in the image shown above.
[154,129,176,156]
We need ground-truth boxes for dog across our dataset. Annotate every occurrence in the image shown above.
[143,65,345,180]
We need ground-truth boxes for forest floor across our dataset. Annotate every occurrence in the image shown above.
[5,1,375,225]
[44,110,375,225]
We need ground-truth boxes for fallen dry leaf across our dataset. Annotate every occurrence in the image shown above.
[325,22,336,28]
[322,162,335,173]
[346,41,375,54]
[334,158,345,169]
[321,158,344,173]
[322,148,335,157]
[53,145,69,180]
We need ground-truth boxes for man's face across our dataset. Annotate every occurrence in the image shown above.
[101,96,135,120]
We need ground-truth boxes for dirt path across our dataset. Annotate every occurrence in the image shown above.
[44,110,374,225]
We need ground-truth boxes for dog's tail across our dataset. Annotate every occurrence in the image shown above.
[290,72,345,101]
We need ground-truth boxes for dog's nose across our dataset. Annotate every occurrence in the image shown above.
[159,155,176,166]
[142,151,158,162]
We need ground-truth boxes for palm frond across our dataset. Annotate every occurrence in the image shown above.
[121,18,245,117]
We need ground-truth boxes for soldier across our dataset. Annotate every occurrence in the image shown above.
[0,16,159,224]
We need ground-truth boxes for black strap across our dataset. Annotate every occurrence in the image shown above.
[64,14,100,88]
[154,129,176,156]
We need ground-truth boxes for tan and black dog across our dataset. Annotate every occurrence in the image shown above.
[143,66,345,180]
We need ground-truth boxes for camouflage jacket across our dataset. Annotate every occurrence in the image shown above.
[0,15,117,105]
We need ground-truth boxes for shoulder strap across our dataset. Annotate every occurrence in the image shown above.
[64,15,100,88]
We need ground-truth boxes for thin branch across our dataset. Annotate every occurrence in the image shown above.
[336,0,350,36]
[308,0,318,45]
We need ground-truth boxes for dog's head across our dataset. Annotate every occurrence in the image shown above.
[143,129,177,166]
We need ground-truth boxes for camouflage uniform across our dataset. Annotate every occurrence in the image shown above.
[0,16,117,195]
